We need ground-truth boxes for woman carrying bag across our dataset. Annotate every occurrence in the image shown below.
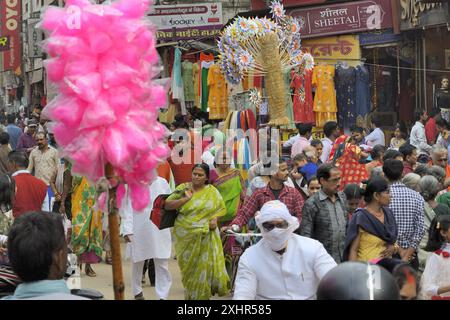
[165,163,229,300]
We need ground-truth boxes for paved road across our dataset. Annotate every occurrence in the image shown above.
[80,241,232,300]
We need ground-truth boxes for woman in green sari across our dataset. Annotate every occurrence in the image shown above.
[165,163,230,300]
[212,150,246,280]
[213,150,246,225]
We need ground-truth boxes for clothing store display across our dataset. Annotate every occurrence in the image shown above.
[291,69,314,124]
[171,48,186,115]
[312,65,337,127]
[201,61,214,112]
[208,64,228,120]
[192,62,200,108]
[182,61,195,102]
[335,65,356,129]
[355,65,371,118]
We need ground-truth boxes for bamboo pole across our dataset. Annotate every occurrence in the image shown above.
[105,163,125,300]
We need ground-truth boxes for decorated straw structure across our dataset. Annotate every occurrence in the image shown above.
[259,33,289,125]
[217,1,314,126]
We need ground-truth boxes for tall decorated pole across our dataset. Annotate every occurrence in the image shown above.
[217,1,314,126]
[40,0,169,299]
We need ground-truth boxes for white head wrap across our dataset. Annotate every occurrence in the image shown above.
[255,200,299,251]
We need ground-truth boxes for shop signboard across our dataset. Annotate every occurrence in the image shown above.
[399,0,449,30]
[288,0,393,39]
[302,35,361,66]
[28,19,43,58]
[1,0,22,73]
[148,2,223,40]
[250,0,326,11]
[359,29,403,46]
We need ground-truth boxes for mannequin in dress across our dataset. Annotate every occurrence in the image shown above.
[436,77,450,121]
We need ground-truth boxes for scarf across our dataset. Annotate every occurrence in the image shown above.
[343,207,398,261]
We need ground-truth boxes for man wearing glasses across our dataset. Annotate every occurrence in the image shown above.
[429,146,450,191]
[233,201,336,300]
[300,164,348,263]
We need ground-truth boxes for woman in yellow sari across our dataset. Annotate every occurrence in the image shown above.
[165,163,230,300]
[71,176,103,277]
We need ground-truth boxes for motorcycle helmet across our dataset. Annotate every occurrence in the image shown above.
[316,262,400,300]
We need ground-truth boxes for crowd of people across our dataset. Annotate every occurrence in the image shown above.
[0,105,450,300]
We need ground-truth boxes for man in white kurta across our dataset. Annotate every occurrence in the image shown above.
[120,177,173,300]
[233,200,337,300]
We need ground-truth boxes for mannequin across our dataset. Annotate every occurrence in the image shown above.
[436,77,450,122]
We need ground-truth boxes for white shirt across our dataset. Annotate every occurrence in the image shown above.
[364,127,385,147]
[410,121,432,154]
[233,234,337,300]
[120,177,173,262]
[283,134,300,148]
[320,137,333,163]
[420,243,450,299]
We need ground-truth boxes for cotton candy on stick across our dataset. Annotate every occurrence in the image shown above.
[41,0,169,212]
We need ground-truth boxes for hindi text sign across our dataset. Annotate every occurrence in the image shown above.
[288,0,393,38]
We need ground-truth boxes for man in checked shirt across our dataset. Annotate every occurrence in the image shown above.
[383,159,426,270]
[222,158,304,234]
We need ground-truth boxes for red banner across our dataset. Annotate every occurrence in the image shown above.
[1,0,22,73]
[288,0,393,38]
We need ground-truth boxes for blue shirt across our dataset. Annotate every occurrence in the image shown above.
[2,279,70,300]
[6,124,23,150]
[300,162,318,182]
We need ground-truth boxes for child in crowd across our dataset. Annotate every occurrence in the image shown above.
[299,146,319,182]
[290,153,308,199]
[420,215,450,300]
[390,124,407,150]
[307,176,321,197]
[310,139,324,165]
[343,184,362,220]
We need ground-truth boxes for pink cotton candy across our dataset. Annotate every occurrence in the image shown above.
[112,0,150,19]
[98,193,107,212]
[64,56,98,76]
[41,7,66,31]
[44,58,65,82]
[79,96,116,129]
[88,31,113,54]
[103,126,130,167]
[129,183,150,212]
[41,0,168,211]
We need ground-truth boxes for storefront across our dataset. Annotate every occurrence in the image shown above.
[148,2,224,122]
[285,0,397,137]
[398,0,450,115]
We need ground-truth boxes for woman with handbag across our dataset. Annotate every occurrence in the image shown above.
[165,163,230,300]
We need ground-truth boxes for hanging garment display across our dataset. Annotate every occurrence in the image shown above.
[171,48,186,115]
[201,60,214,112]
[181,61,195,103]
[335,65,357,129]
[291,68,314,124]
[312,65,337,127]
[192,62,200,108]
[355,64,371,120]
[207,64,228,120]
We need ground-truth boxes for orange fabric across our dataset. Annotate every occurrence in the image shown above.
[157,161,172,183]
